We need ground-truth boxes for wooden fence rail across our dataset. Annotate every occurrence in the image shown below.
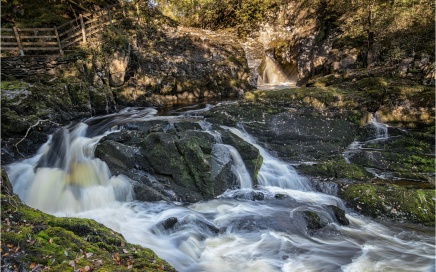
[0,3,125,56]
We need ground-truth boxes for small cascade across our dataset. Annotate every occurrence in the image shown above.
[6,107,159,214]
[343,113,389,164]
[7,124,134,214]
[370,113,388,139]
[342,141,362,164]
[222,126,311,191]
[222,144,253,189]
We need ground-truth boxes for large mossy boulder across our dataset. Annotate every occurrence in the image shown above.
[95,120,262,203]
[339,183,435,226]
[1,169,175,272]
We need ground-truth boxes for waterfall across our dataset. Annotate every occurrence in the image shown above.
[6,107,160,214]
[257,56,296,90]
[222,144,253,189]
[6,123,134,214]
[370,113,388,139]
[221,126,311,191]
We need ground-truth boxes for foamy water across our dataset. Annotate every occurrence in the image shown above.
[6,106,435,272]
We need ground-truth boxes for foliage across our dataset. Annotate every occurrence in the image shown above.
[154,0,281,34]
[101,26,129,53]
[329,0,435,62]
[0,0,119,27]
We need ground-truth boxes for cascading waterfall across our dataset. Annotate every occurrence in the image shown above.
[222,144,253,189]
[5,105,435,272]
[257,56,296,90]
[370,113,389,139]
[222,125,311,191]
[6,123,134,214]
[342,113,390,165]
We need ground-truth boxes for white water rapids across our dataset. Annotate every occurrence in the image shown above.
[5,106,435,272]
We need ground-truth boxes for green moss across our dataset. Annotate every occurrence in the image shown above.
[1,81,29,90]
[297,158,373,181]
[340,183,435,226]
[1,169,176,272]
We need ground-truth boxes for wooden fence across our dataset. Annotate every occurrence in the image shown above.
[1,4,125,56]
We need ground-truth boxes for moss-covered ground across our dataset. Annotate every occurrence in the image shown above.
[1,169,176,272]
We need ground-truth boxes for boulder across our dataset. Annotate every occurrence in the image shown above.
[94,119,262,203]
[95,140,139,176]
[339,183,435,226]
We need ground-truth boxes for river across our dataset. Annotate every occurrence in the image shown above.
[5,104,435,272]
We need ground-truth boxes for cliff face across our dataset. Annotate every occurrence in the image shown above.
[120,25,252,106]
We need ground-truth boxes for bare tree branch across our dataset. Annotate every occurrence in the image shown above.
[15,119,60,158]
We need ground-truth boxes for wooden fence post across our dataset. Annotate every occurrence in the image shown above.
[54,26,64,55]
[13,27,24,56]
[79,14,87,43]
[121,2,126,17]
[107,7,113,27]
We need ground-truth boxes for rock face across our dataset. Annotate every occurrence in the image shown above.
[82,25,252,106]
[95,120,263,203]
[1,77,116,164]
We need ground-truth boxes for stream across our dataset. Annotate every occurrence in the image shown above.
[5,105,435,272]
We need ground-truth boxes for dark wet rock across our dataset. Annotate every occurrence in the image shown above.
[259,111,357,162]
[1,168,13,195]
[174,122,202,132]
[230,191,265,201]
[95,140,139,176]
[314,180,340,196]
[206,102,357,162]
[161,217,179,230]
[210,144,239,192]
[325,205,350,226]
[101,130,147,147]
[1,130,50,165]
[274,194,288,200]
[228,214,295,233]
[126,170,175,202]
[155,216,219,237]
[251,191,265,201]
[302,211,327,230]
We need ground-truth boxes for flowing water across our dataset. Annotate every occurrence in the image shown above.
[257,56,296,90]
[5,106,435,272]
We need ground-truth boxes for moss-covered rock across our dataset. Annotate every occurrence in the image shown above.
[296,158,373,181]
[0,169,176,272]
[339,183,435,226]
[1,77,116,138]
